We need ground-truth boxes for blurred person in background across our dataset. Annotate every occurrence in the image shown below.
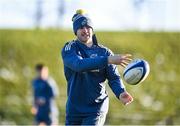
[61,9,133,125]
[31,64,59,125]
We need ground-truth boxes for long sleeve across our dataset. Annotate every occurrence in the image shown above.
[61,41,108,72]
[106,64,125,98]
[105,49,126,98]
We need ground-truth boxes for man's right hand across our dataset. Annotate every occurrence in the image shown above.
[108,54,132,67]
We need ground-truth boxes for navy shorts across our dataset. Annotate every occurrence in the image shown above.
[66,113,106,126]
[35,113,52,125]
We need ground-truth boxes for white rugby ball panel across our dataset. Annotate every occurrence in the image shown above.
[123,67,143,84]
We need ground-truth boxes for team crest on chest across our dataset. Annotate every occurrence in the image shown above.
[90,54,98,58]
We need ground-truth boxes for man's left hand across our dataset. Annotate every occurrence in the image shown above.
[119,91,133,105]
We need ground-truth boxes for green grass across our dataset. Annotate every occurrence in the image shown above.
[0,29,180,125]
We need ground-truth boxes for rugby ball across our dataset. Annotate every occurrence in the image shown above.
[123,59,150,85]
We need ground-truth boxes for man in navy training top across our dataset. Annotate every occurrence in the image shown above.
[61,9,133,125]
[31,64,59,125]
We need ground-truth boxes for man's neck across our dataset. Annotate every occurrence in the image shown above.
[78,39,93,47]
[85,40,93,47]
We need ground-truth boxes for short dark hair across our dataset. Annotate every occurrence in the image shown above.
[35,63,45,72]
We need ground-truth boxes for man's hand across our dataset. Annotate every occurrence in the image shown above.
[119,91,133,105]
[108,54,132,67]
[31,106,37,115]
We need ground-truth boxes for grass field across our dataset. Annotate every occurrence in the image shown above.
[0,29,180,125]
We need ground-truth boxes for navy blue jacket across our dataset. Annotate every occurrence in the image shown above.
[32,78,54,118]
[61,40,125,117]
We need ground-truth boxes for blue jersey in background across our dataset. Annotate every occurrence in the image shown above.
[32,78,54,124]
